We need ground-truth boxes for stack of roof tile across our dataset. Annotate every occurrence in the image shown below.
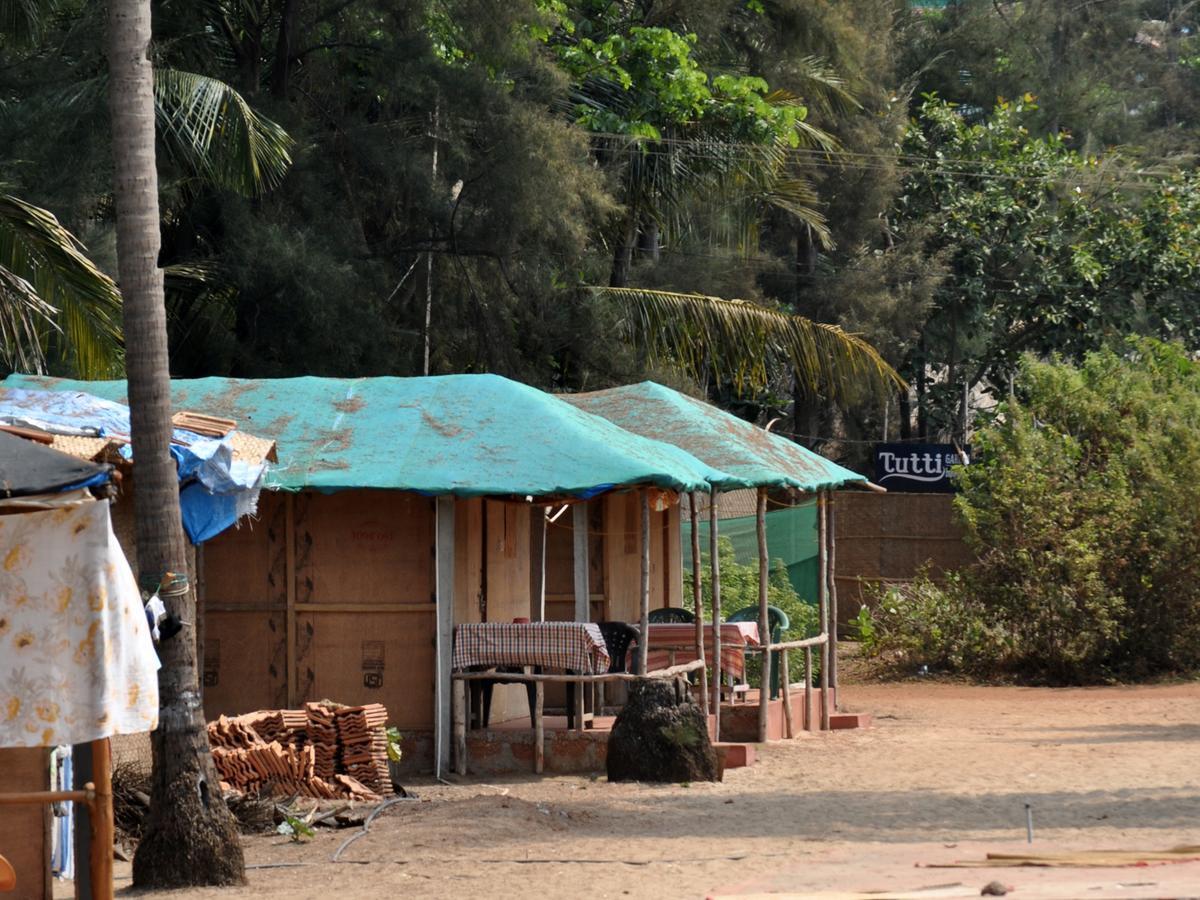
[336,705,390,794]
[206,707,386,802]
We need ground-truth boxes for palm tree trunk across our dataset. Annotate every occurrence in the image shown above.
[609,206,638,287]
[106,0,244,886]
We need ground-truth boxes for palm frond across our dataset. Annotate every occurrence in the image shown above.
[0,0,58,47]
[0,192,123,377]
[594,285,905,402]
[154,69,294,196]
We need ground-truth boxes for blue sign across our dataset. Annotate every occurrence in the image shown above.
[873,443,970,493]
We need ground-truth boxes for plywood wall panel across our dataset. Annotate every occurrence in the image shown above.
[201,611,287,718]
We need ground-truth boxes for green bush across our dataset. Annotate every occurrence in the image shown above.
[866,339,1200,682]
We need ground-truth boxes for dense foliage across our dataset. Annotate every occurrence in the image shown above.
[862,341,1200,682]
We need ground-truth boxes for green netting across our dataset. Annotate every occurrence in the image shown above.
[681,501,820,605]
[564,381,865,492]
[4,374,728,498]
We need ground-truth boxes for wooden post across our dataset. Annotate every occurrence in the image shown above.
[435,496,456,777]
[709,488,722,741]
[531,507,547,621]
[285,493,297,708]
[829,493,839,712]
[534,681,544,774]
[89,738,113,900]
[574,675,585,732]
[780,648,793,739]
[453,679,467,776]
[638,490,650,675]
[689,491,709,717]
[572,502,590,623]
[818,491,830,731]
[756,487,770,743]
[804,646,813,732]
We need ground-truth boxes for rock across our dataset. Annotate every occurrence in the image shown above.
[606,678,718,783]
[980,881,1008,896]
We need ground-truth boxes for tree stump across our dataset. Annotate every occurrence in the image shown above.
[606,678,718,783]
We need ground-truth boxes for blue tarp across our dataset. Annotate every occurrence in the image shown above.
[0,386,266,543]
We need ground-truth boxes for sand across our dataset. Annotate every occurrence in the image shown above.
[93,679,1200,898]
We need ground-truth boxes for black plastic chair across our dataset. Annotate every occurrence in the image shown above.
[648,606,695,624]
[597,621,639,674]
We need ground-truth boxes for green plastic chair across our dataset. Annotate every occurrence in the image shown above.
[727,605,790,699]
[648,606,695,624]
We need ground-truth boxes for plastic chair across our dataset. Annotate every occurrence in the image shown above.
[647,606,695,624]
[597,621,639,673]
[727,604,791,699]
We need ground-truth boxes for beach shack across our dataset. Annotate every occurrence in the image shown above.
[6,374,725,775]
[564,382,867,742]
[0,432,160,900]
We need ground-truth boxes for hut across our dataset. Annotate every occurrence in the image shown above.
[5,374,725,775]
[563,381,867,741]
[0,432,159,899]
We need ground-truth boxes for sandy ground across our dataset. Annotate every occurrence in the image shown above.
[96,679,1200,899]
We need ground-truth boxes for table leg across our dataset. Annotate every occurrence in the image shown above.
[574,676,585,732]
[534,682,544,774]
[453,679,467,776]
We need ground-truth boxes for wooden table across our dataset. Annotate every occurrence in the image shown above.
[642,622,761,678]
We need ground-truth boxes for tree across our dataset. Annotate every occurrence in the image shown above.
[105,0,244,886]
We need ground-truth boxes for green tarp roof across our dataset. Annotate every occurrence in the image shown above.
[563,381,865,492]
[4,374,728,497]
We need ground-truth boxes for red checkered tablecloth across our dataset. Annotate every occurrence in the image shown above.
[639,622,761,679]
[452,622,611,674]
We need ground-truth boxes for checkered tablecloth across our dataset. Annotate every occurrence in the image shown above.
[640,622,761,679]
[452,622,611,674]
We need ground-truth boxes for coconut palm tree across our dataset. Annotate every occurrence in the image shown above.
[105,0,245,886]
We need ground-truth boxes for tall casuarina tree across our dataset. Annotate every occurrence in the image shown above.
[106,0,244,886]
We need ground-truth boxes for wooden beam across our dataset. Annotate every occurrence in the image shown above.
[781,648,794,739]
[534,682,544,774]
[453,678,467,776]
[90,738,113,900]
[804,646,813,732]
[572,502,589,623]
[828,493,839,712]
[709,488,722,742]
[435,495,456,777]
[285,493,297,708]
[756,486,770,743]
[689,491,709,718]
[818,491,830,731]
[531,507,547,621]
[639,490,650,675]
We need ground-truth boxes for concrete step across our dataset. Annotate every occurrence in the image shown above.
[713,741,756,769]
[829,712,871,730]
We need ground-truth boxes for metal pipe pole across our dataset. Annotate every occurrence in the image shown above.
[690,491,709,718]
[639,490,651,676]
[828,493,839,711]
[818,491,830,730]
[709,488,722,742]
[756,486,770,743]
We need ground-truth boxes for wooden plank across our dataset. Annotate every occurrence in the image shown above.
[531,507,547,621]
[689,491,709,718]
[756,487,770,744]
[572,502,590,623]
[296,603,436,613]
[201,610,287,719]
[0,748,50,900]
[435,495,456,777]
[639,490,651,675]
[285,493,297,708]
[709,489,722,741]
[804,647,813,732]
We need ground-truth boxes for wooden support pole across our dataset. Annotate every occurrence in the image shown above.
[804,647,813,732]
[574,676,585,732]
[781,648,794,739]
[453,678,467,776]
[829,493,839,712]
[690,491,709,718]
[285,493,297,708]
[435,496,456,777]
[89,738,113,900]
[709,489,722,742]
[756,486,770,744]
[638,490,651,676]
[572,502,590,623]
[818,491,830,731]
[534,682,544,774]
[531,507,547,621]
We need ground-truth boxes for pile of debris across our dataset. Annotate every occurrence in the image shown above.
[207,702,391,802]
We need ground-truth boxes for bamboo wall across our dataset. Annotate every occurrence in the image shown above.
[833,491,973,629]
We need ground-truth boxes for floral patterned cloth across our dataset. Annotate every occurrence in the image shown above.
[0,499,159,747]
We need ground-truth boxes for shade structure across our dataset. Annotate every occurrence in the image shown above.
[5,374,728,498]
[563,381,866,492]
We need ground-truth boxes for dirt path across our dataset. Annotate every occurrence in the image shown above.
[107,681,1200,898]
